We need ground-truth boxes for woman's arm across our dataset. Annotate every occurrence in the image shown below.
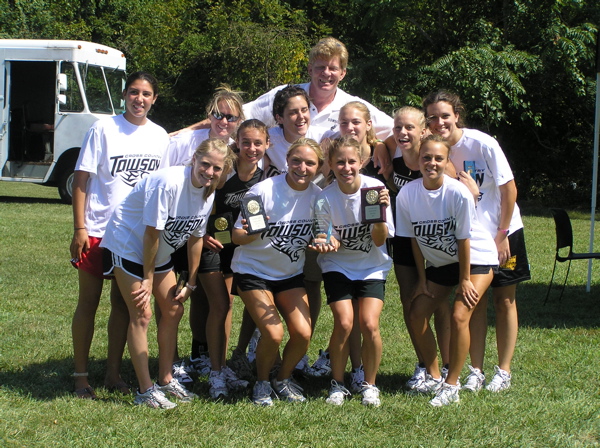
[370,188,391,247]
[372,140,393,180]
[132,226,161,309]
[174,235,203,303]
[456,238,478,308]
[168,118,211,137]
[232,223,263,245]
[410,237,432,301]
[70,170,90,260]
[496,180,517,266]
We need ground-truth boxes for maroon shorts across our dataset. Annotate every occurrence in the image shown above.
[70,236,110,279]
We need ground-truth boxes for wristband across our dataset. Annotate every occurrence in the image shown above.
[497,228,509,236]
[185,283,197,291]
[74,227,85,230]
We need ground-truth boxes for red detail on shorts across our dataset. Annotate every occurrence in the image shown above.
[71,236,109,279]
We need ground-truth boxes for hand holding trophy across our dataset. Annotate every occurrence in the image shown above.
[311,197,338,252]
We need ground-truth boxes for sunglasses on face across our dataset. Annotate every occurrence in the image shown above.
[212,111,240,122]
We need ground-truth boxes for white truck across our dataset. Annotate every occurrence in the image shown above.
[0,39,126,203]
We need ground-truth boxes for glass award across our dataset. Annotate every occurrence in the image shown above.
[312,197,333,245]
[240,195,269,235]
[360,186,385,224]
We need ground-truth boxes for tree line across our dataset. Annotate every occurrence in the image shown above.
[1,0,599,204]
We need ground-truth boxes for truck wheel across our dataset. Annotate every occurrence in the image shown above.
[58,164,76,205]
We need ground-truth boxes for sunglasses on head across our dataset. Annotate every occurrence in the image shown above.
[212,111,240,122]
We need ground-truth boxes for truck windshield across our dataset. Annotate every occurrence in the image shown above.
[82,65,125,114]
[105,69,126,115]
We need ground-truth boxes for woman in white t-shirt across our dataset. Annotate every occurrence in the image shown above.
[163,85,245,389]
[198,120,268,399]
[101,139,234,409]
[166,84,243,167]
[396,135,498,406]
[69,71,168,399]
[265,85,326,377]
[423,90,531,393]
[311,136,394,407]
[231,138,323,406]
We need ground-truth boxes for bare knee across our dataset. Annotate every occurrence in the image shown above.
[261,325,284,347]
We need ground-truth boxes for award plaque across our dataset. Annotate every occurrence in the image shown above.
[240,195,269,235]
[208,212,233,245]
[312,197,333,245]
[361,186,385,224]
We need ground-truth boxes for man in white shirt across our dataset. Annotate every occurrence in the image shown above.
[174,37,393,170]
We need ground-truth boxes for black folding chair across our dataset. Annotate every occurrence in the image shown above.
[544,208,600,304]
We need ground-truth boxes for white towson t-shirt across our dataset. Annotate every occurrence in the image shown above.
[395,175,498,268]
[265,126,323,178]
[231,174,321,281]
[449,128,524,235]
[75,114,168,237]
[101,166,213,267]
[316,175,394,281]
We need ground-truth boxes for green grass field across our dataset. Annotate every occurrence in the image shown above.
[0,183,599,447]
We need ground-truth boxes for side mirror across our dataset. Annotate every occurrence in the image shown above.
[58,73,68,92]
[58,94,67,105]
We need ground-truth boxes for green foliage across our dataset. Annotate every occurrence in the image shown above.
[417,44,541,129]
[0,0,599,203]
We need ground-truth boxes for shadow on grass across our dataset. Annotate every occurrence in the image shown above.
[486,281,600,329]
[0,195,63,205]
[0,358,139,401]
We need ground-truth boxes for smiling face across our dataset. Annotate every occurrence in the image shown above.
[426,101,462,145]
[307,56,346,95]
[330,144,362,193]
[276,95,310,142]
[394,112,426,154]
[338,106,372,146]
[122,79,157,125]
[191,149,226,189]
[285,145,320,191]
[419,139,450,190]
[209,100,240,140]
[236,127,268,167]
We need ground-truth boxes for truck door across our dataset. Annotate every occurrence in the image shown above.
[0,50,8,171]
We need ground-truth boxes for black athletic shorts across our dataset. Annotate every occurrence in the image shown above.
[491,228,531,287]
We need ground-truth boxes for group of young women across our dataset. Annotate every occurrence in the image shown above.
[70,65,529,409]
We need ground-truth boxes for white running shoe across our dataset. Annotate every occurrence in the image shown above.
[308,349,331,377]
[410,374,443,395]
[462,365,485,392]
[430,383,460,407]
[189,353,211,377]
[252,380,273,406]
[247,328,261,363]
[349,365,365,394]
[326,380,351,406]
[406,363,427,390]
[172,361,194,388]
[360,382,381,407]
[486,366,511,392]
[222,365,249,391]
[158,378,197,402]
[134,384,177,409]
[272,378,306,403]
[208,370,228,399]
